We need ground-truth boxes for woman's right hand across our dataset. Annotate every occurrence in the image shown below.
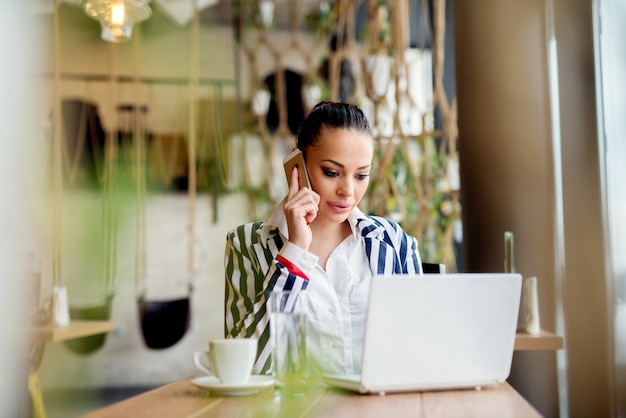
[283,165,319,250]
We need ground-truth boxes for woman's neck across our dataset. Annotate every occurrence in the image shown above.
[309,217,351,240]
[308,219,352,270]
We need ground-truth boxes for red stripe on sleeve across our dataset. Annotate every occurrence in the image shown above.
[276,254,310,281]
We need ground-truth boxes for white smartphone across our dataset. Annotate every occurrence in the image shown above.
[283,149,311,189]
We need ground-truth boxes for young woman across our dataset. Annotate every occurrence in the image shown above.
[224,101,423,375]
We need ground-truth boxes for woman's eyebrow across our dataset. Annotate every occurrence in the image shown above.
[322,159,371,170]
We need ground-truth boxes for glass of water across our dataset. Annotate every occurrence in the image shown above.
[269,290,310,397]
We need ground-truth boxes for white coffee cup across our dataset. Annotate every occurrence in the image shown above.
[193,338,257,384]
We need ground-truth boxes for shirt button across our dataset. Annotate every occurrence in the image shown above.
[301,261,312,269]
[332,342,340,349]
[329,307,336,314]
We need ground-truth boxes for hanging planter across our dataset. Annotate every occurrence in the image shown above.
[138,298,190,349]
[137,281,191,349]
[64,292,115,355]
[129,4,207,351]
[134,221,206,350]
[258,0,275,28]
[134,223,206,350]
[364,54,392,100]
[301,83,322,113]
[132,201,197,351]
[252,89,271,116]
[447,157,460,192]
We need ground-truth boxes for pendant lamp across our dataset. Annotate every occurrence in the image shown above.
[83,0,152,43]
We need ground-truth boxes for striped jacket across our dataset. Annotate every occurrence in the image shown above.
[224,209,422,374]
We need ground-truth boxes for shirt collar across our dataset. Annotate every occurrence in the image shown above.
[258,202,385,243]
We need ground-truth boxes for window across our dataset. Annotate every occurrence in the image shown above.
[593,0,626,415]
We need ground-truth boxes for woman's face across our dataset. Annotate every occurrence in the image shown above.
[304,128,374,225]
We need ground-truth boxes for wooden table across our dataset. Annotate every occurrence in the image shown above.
[84,376,541,418]
[29,320,115,418]
[514,330,563,351]
[82,330,559,417]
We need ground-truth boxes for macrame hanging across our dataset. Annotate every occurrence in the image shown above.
[135,1,201,349]
[64,42,120,355]
[59,98,105,187]
[234,0,459,269]
[149,85,184,189]
[238,0,323,206]
[197,81,229,223]
[355,0,460,269]
[41,0,117,355]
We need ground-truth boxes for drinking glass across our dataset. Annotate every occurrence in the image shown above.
[269,290,310,397]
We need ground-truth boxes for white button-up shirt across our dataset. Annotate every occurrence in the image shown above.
[276,209,373,375]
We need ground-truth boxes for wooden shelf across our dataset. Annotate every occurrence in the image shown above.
[29,323,558,349]
[28,320,115,343]
[514,330,563,351]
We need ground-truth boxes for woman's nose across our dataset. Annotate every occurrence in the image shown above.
[338,178,354,196]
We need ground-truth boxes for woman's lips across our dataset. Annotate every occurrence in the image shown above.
[328,202,352,213]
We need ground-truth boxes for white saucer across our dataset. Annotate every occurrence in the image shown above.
[191,375,274,396]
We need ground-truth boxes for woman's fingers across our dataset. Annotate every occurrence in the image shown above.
[284,189,319,222]
[311,190,320,205]
[287,165,299,198]
[284,193,316,215]
[283,185,319,250]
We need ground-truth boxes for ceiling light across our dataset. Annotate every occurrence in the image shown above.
[83,0,152,43]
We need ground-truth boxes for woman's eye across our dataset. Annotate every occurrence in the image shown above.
[323,169,339,177]
[356,174,370,181]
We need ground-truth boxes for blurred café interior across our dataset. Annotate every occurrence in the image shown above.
[0,0,624,417]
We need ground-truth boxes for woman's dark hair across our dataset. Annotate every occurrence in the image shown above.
[296,101,372,153]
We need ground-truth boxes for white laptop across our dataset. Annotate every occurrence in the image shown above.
[323,273,522,394]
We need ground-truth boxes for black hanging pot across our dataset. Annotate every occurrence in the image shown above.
[138,296,191,349]
[64,292,114,355]
[136,274,194,349]
[137,232,204,350]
